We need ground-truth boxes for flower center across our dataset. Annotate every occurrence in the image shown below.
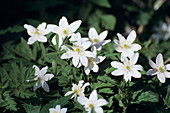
[123,44,128,48]
[74,90,78,94]
[89,104,93,108]
[126,66,130,70]
[93,38,98,42]
[35,30,39,34]
[158,67,164,72]
[37,77,41,80]
[75,48,80,52]
[63,30,67,34]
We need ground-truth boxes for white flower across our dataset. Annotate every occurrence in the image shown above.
[114,30,141,61]
[49,105,67,113]
[151,21,170,41]
[146,53,170,83]
[47,16,82,48]
[61,41,95,67]
[65,80,90,99]
[84,47,105,75]
[77,90,108,113]
[88,28,111,51]
[69,33,90,44]
[111,53,143,82]
[24,22,50,45]
[26,65,54,92]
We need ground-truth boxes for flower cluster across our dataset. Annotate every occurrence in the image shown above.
[24,16,170,113]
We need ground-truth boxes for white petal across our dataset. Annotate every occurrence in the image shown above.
[65,91,73,96]
[164,71,170,78]
[80,56,88,67]
[40,66,48,76]
[96,99,108,107]
[43,74,54,81]
[117,33,125,42]
[111,69,125,76]
[114,44,122,52]
[78,80,84,87]
[84,51,95,58]
[33,81,41,91]
[96,56,105,63]
[84,67,91,75]
[77,96,89,105]
[114,39,119,45]
[47,24,59,34]
[82,42,92,50]
[146,69,157,76]
[124,73,131,82]
[27,37,37,45]
[166,64,170,70]
[101,39,111,45]
[55,105,61,112]
[52,35,57,45]
[69,20,82,32]
[37,35,47,42]
[157,73,165,83]
[24,24,36,36]
[111,61,124,69]
[99,30,108,41]
[58,36,64,48]
[132,70,141,78]
[82,82,90,92]
[134,65,143,71]
[121,52,128,61]
[89,90,98,102]
[59,16,69,27]
[130,53,139,64]
[73,56,79,67]
[60,108,67,113]
[49,108,56,113]
[127,30,136,44]
[94,107,103,113]
[131,44,141,51]
[92,63,99,72]
[69,33,81,41]
[33,65,41,76]
[91,46,97,56]
[149,60,157,69]
[37,22,46,30]
[42,81,49,92]
[89,28,98,40]
[61,53,74,59]
[156,53,164,66]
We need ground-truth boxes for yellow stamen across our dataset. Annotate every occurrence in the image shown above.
[74,90,78,94]
[63,30,67,34]
[126,66,130,70]
[88,59,91,63]
[123,44,127,48]
[35,30,39,34]
[159,67,163,71]
[89,104,93,108]
[75,48,80,52]
[93,38,98,42]
[37,77,41,80]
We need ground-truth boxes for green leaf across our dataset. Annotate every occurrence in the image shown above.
[101,15,116,30]
[165,85,170,108]
[23,103,41,113]
[89,0,111,8]
[0,25,24,35]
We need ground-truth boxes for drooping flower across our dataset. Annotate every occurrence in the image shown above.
[24,22,50,45]
[49,105,67,113]
[147,53,170,83]
[110,53,143,82]
[88,28,111,51]
[47,16,82,48]
[26,65,54,92]
[114,30,141,61]
[61,41,95,68]
[77,90,108,113]
[84,47,105,75]
[65,80,90,99]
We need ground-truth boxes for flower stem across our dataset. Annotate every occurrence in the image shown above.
[54,54,59,76]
